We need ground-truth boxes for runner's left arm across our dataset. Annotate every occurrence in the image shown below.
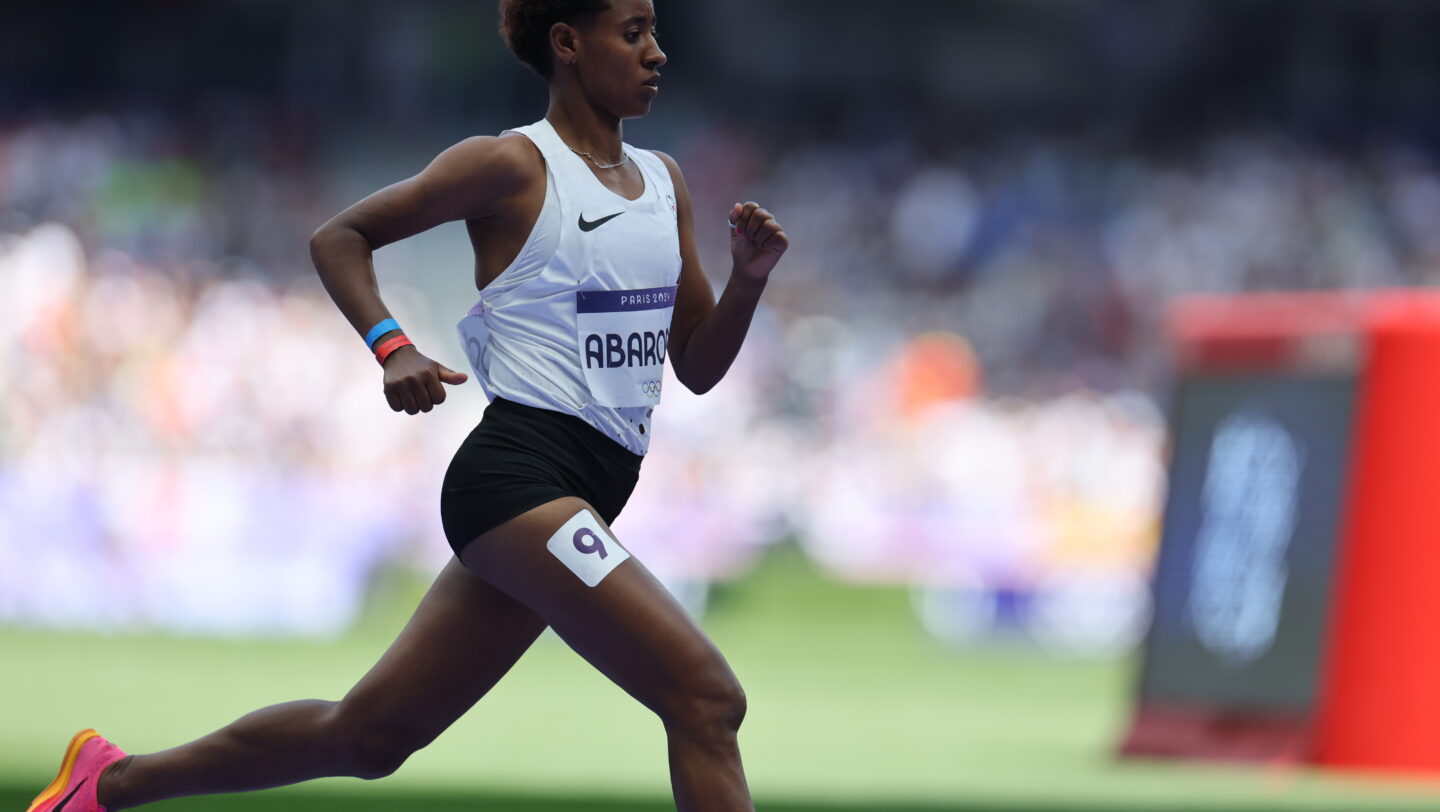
[653,151,788,395]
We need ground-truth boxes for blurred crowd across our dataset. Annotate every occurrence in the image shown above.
[0,222,447,636]
[3,112,1439,645]
[688,127,1440,396]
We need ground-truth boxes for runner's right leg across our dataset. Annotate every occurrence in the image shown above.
[459,498,753,812]
[94,557,546,810]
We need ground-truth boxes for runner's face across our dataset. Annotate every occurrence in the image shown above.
[577,0,665,119]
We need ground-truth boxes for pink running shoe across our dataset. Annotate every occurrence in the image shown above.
[27,729,126,812]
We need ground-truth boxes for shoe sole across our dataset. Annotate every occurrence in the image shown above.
[27,729,99,812]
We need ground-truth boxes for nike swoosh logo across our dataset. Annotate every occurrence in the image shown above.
[578,212,623,232]
[54,777,86,811]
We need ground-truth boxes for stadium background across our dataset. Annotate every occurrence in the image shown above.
[4,1,1440,808]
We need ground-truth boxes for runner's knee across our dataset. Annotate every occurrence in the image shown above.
[657,668,747,741]
[330,702,434,780]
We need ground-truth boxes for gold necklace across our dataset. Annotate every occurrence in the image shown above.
[566,144,630,170]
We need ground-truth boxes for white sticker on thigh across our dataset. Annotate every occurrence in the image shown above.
[546,510,630,587]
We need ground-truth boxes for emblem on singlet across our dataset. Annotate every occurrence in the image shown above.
[578,211,624,232]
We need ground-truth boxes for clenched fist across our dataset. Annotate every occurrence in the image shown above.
[729,201,788,283]
[383,346,468,414]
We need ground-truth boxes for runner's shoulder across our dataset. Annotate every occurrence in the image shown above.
[434,134,544,199]
[647,150,690,199]
[648,149,682,179]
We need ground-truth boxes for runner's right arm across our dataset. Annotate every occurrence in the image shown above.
[309,136,534,414]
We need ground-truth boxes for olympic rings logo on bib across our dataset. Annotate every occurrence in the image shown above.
[641,379,662,398]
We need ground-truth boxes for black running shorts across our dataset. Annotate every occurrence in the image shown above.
[439,397,644,555]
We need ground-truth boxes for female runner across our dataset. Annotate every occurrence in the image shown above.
[28,1,786,810]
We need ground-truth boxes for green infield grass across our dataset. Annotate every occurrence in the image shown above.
[4,545,1440,810]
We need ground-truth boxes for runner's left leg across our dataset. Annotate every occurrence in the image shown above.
[95,558,546,810]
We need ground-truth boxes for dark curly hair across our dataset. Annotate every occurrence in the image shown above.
[499,0,612,80]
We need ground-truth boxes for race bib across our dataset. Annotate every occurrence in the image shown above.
[576,285,676,407]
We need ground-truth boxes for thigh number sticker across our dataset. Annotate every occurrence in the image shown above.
[547,510,630,587]
[573,528,609,558]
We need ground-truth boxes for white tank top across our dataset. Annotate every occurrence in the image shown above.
[456,118,681,456]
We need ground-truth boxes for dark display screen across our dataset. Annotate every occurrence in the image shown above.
[1140,372,1357,711]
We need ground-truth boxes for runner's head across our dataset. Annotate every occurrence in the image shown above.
[499,0,665,118]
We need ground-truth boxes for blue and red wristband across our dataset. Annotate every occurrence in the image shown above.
[374,334,414,366]
[364,318,401,350]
